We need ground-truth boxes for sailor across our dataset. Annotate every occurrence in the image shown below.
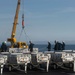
[53,40,58,51]
[29,41,34,52]
[57,41,62,50]
[47,41,51,51]
[1,41,7,52]
[62,41,65,50]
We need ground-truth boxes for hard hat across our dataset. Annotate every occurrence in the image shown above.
[4,41,7,44]
[29,41,31,43]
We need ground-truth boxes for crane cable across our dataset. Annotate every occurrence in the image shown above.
[23,28,31,42]
[19,28,31,43]
[18,0,31,43]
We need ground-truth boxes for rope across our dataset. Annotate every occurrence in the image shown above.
[7,62,40,72]
[60,66,70,70]
[53,62,70,70]
[30,61,40,67]
[18,29,23,41]
[24,29,31,42]
[10,63,45,72]
[18,26,31,44]
[10,64,26,72]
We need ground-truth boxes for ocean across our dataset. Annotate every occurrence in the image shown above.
[34,44,75,52]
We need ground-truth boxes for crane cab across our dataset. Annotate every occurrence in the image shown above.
[16,42,28,48]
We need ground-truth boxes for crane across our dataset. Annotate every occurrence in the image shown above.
[7,0,28,48]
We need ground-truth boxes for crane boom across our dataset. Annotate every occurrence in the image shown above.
[11,0,20,38]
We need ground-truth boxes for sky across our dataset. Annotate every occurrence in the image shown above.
[0,0,75,44]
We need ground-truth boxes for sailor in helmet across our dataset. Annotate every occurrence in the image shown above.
[47,41,51,51]
[62,41,65,50]
[29,41,34,52]
[1,41,7,52]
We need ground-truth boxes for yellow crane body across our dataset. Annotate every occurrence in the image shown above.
[7,0,28,49]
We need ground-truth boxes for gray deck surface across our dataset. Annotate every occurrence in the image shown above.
[2,67,75,75]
